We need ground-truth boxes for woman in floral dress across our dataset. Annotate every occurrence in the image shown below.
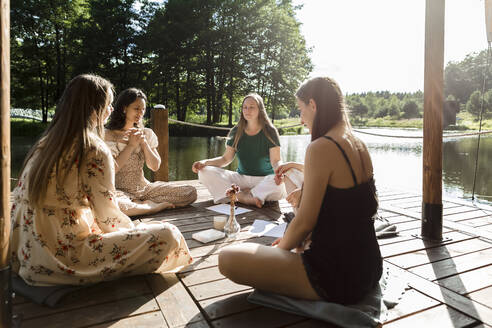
[11,74,192,286]
[105,88,197,216]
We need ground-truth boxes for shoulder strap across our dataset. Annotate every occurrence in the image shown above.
[323,136,357,185]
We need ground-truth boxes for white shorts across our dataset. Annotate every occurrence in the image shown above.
[198,166,287,204]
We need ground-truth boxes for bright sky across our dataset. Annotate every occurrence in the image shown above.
[293,0,490,94]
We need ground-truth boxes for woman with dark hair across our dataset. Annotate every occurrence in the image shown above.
[192,93,285,208]
[218,77,382,304]
[105,88,197,216]
[11,75,192,286]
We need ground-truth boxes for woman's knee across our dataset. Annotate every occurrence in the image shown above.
[183,185,197,204]
[218,243,256,281]
[218,247,236,279]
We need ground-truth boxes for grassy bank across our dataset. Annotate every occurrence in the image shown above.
[10,113,492,138]
[11,118,49,138]
[352,112,492,131]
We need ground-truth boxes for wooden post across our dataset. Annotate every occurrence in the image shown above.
[0,0,11,326]
[152,104,169,182]
[422,0,445,241]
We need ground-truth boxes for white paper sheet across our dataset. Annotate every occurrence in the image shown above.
[206,204,252,215]
[249,219,287,238]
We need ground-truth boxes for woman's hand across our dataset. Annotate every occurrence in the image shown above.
[271,237,282,247]
[274,162,296,184]
[192,160,206,173]
[286,188,302,208]
[294,232,312,253]
[274,162,294,176]
[126,128,144,148]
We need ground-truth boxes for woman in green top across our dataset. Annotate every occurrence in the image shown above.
[192,93,286,208]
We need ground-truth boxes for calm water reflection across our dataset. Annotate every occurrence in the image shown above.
[11,128,492,204]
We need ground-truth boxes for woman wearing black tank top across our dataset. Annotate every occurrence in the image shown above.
[218,77,382,304]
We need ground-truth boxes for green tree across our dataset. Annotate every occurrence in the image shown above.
[401,100,420,118]
[444,49,492,105]
[11,0,84,121]
[466,90,482,117]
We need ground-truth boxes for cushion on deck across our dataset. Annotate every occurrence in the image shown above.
[12,275,83,307]
[247,264,406,328]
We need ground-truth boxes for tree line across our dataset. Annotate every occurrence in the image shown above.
[11,0,312,124]
[346,49,492,122]
[11,0,491,126]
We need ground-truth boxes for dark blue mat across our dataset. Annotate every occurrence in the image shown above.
[12,275,84,307]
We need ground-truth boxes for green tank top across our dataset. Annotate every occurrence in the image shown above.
[226,127,280,176]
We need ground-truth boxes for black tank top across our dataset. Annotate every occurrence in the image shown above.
[301,136,382,304]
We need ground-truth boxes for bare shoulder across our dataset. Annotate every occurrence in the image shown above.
[305,137,339,166]
[307,136,339,154]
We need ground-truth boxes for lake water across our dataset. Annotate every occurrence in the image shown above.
[11,128,492,205]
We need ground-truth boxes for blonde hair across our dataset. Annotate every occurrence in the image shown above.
[228,93,280,149]
[21,74,114,207]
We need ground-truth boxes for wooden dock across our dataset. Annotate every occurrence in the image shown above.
[12,180,492,327]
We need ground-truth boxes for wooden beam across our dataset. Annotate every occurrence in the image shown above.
[0,0,11,326]
[152,105,169,182]
[422,0,445,241]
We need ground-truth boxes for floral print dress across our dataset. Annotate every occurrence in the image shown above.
[105,128,197,211]
[10,135,192,286]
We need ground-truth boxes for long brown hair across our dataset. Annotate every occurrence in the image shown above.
[20,74,114,207]
[228,93,279,149]
[295,77,349,141]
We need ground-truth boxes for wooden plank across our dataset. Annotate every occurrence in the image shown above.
[181,254,219,273]
[384,304,478,327]
[13,275,152,320]
[380,231,474,258]
[393,220,423,232]
[442,201,470,209]
[177,320,211,328]
[381,203,492,241]
[460,216,492,228]
[378,233,417,247]
[467,286,492,308]
[409,247,492,281]
[198,290,259,321]
[189,236,273,258]
[386,237,490,269]
[437,264,492,295]
[396,200,422,209]
[385,289,440,323]
[283,319,340,327]
[89,311,167,328]
[18,295,160,328]
[384,216,417,225]
[146,273,204,327]
[385,262,492,326]
[210,306,306,328]
[444,210,490,222]
[179,266,225,287]
[379,195,421,202]
[378,210,404,218]
[442,206,480,216]
[188,278,251,301]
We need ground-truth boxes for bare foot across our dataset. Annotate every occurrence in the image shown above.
[146,200,175,214]
[125,200,175,216]
[236,191,263,208]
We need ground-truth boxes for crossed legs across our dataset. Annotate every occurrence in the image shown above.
[218,243,320,300]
